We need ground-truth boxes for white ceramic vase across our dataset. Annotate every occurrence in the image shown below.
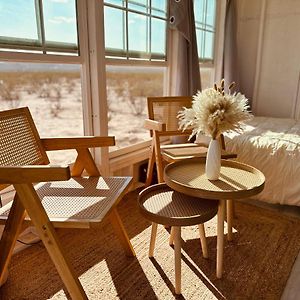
[205,139,221,180]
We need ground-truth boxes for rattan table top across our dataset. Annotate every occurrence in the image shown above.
[138,184,218,226]
[164,158,265,200]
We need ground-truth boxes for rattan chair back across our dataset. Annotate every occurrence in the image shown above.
[0,107,49,191]
[0,107,49,167]
[147,96,192,134]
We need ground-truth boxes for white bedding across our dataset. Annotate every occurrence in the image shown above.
[224,117,300,206]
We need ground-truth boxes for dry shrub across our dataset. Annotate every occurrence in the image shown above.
[0,80,20,108]
[46,85,63,118]
[107,71,163,116]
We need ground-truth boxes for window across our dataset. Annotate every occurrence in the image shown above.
[0,0,78,54]
[104,0,168,61]
[106,65,165,150]
[104,1,168,151]
[0,62,83,164]
[194,0,216,62]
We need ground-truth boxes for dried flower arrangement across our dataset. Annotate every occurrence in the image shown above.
[178,79,252,140]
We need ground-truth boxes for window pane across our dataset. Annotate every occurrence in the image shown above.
[151,0,167,18]
[104,7,126,52]
[42,0,78,46]
[128,12,148,53]
[0,0,38,42]
[204,31,214,60]
[194,0,216,61]
[206,0,216,28]
[194,0,204,24]
[0,62,84,164]
[104,1,167,61]
[151,18,165,55]
[128,0,147,13]
[196,29,203,58]
[107,66,165,150]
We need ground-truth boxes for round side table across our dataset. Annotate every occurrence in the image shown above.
[164,157,265,278]
[138,183,218,295]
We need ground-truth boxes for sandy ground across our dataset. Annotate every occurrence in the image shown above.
[0,77,151,164]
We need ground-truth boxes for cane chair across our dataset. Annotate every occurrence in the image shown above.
[144,96,237,185]
[0,107,135,299]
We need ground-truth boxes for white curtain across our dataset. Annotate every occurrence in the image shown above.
[222,0,240,91]
[169,0,201,96]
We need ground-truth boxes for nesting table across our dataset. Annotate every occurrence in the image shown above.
[138,183,219,294]
[164,157,265,278]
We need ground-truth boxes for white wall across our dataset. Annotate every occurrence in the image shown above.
[236,0,300,118]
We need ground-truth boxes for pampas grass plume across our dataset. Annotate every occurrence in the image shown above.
[178,80,252,140]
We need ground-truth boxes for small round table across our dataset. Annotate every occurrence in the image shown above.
[164,157,265,278]
[138,183,219,294]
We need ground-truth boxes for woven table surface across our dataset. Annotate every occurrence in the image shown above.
[164,158,265,200]
[138,184,218,226]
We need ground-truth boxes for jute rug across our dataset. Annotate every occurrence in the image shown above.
[1,189,300,300]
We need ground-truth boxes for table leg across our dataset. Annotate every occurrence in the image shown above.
[174,226,181,295]
[169,226,174,246]
[217,199,225,279]
[227,199,233,241]
[198,224,208,258]
[149,222,158,258]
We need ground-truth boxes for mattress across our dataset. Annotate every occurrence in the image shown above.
[224,116,300,206]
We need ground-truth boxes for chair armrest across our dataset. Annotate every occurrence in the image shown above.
[0,165,71,184]
[41,136,115,151]
[144,119,166,132]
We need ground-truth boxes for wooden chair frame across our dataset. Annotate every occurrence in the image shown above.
[0,108,135,300]
[144,96,232,185]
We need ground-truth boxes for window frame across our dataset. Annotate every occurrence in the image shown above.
[103,0,169,157]
[103,0,168,63]
[0,0,223,172]
[0,0,80,55]
[193,0,217,65]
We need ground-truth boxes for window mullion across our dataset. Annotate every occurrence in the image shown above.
[36,0,47,54]
[148,0,151,60]
[125,1,129,59]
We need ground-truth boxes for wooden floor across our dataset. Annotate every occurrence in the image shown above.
[241,198,300,300]
[1,192,300,299]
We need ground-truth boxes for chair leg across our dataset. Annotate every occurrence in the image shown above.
[109,208,136,257]
[15,184,88,300]
[0,195,26,287]
[227,199,233,241]
[145,142,155,187]
[198,224,208,258]
[174,226,181,295]
[153,132,164,183]
[149,222,158,257]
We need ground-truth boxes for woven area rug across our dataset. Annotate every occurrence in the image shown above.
[1,189,300,300]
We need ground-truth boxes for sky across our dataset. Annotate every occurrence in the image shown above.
[0,0,214,59]
[0,0,77,44]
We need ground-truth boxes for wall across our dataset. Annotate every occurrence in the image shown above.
[236,0,300,118]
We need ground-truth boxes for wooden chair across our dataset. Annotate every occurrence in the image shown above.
[0,107,135,299]
[144,96,237,185]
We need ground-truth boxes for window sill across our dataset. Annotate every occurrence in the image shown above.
[109,140,151,172]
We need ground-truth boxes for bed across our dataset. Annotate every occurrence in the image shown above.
[223,116,300,206]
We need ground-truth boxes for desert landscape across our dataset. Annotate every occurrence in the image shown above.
[0,65,211,164]
[0,67,163,164]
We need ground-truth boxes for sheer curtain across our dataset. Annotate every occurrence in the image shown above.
[169,0,201,96]
[222,0,240,90]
